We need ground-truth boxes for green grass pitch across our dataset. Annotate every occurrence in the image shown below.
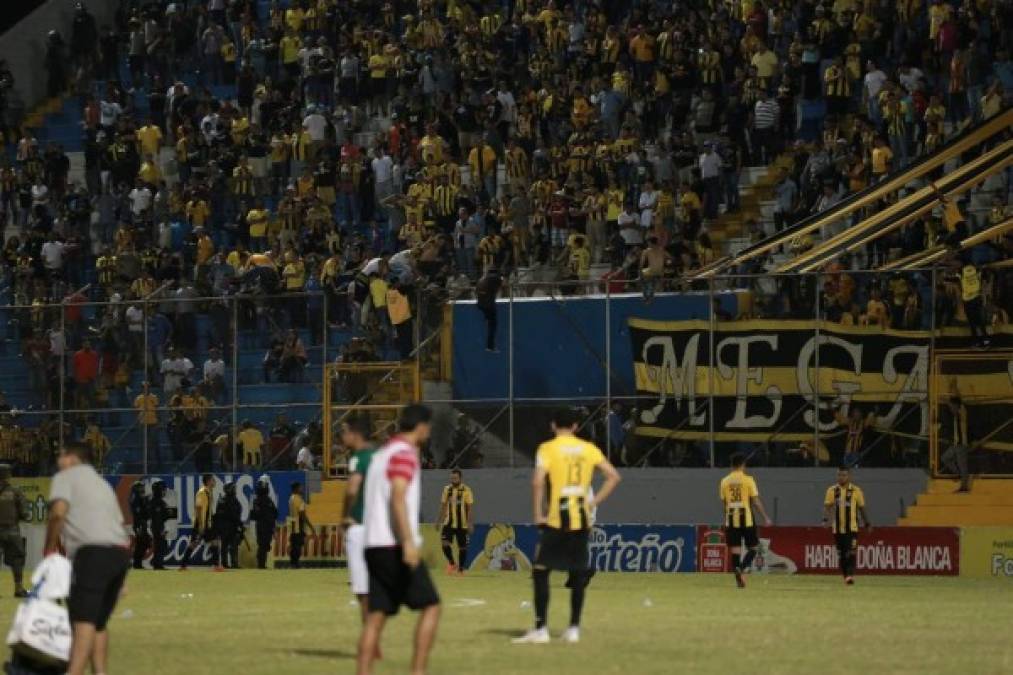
[2,569,1011,674]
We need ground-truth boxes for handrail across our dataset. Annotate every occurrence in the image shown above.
[690,107,1013,279]
[787,140,1013,272]
[880,216,1013,272]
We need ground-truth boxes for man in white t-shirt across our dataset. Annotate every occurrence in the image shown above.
[160,348,194,395]
[357,404,440,675]
[371,147,394,206]
[128,181,153,220]
[40,237,67,273]
[295,445,315,470]
[617,203,643,250]
[864,60,887,122]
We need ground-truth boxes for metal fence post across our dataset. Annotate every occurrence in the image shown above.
[813,273,821,466]
[58,300,66,453]
[231,296,239,472]
[604,277,611,461]
[142,301,148,474]
[508,279,515,467]
[708,276,716,468]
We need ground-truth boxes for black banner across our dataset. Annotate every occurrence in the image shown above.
[629,319,1013,445]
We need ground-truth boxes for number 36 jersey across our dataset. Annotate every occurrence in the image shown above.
[719,470,759,528]
[536,435,605,532]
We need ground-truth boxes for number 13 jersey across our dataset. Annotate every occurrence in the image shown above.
[536,435,605,532]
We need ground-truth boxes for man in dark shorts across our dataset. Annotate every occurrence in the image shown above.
[44,442,130,675]
[513,408,621,645]
[438,468,474,574]
[357,405,441,675]
[823,466,871,585]
[0,463,30,597]
[719,453,772,588]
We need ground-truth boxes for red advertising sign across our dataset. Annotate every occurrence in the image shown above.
[697,527,729,573]
[696,526,960,576]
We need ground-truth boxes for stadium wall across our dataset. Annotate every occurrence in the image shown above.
[449,291,744,400]
[0,0,120,109]
[419,468,929,526]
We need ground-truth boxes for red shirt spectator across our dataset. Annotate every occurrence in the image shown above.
[72,343,100,384]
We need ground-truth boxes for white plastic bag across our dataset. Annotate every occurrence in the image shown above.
[6,555,72,666]
[6,598,71,666]
[30,555,72,601]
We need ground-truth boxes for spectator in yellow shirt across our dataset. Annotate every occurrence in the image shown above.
[237,420,264,468]
[138,154,161,186]
[133,381,162,468]
[870,137,893,178]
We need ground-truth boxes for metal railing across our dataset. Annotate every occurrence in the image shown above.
[415,265,1012,470]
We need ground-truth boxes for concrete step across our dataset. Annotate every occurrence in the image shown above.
[899,509,1013,527]
[917,492,1013,507]
[925,478,1013,494]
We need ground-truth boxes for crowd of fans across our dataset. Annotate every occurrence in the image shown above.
[0,0,1009,472]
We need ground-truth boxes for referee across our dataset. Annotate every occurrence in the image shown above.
[823,467,871,585]
[45,442,130,675]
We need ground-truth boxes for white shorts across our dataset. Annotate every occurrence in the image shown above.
[345,524,368,595]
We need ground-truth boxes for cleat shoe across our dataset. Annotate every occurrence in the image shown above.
[445,564,457,575]
[512,628,550,644]
[213,565,226,572]
[845,577,855,585]
[561,627,580,644]
[734,570,746,588]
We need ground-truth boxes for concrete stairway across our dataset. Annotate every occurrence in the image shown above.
[305,479,346,524]
[899,479,1013,526]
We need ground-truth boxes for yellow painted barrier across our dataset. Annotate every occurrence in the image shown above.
[960,527,1013,578]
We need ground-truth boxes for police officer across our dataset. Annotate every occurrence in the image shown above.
[0,464,29,596]
[214,481,243,569]
[149,479,171,570]
[128,481,151,570]
[249,476,278,569]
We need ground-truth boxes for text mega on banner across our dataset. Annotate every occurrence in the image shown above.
[959,527,1013,579]
[742,527,959,576]
[628,318,1013,443]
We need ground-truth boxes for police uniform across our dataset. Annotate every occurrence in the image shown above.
[214,483,243,569]
[128,481,150,570]
[149,481,171,570]
[250,480,278,569]
[0,465,28,594]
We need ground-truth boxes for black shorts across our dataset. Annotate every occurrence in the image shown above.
[69,546,130,630]
[441,526,469,548]
[534,527,589,572]
[0,530,26,568]
[725,526,759,549]
[835,533,858,555]
[365,547,440,616]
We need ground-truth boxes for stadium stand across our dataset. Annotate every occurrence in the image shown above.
[0,0,1009,480]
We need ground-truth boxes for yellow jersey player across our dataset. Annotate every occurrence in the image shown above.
[823,467,871,585]
[439,468,474,574]
[513,408,621,645]
[719,453,772,588]
[181,474,220,571]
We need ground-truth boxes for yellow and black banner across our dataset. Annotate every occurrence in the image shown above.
[629,319,1013,443]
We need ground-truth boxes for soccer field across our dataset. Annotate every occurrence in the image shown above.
[3,569,1011,674]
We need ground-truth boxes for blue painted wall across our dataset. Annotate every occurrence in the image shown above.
[450,292,740,400]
